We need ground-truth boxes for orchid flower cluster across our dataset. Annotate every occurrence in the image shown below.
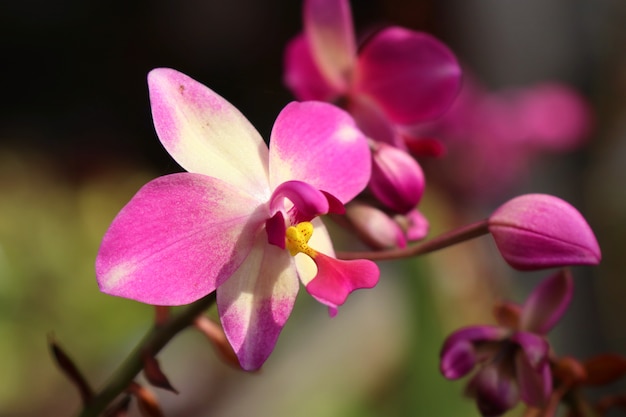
[49,1,616,416]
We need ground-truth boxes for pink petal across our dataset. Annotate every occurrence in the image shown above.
[354,27,462,124]
[217,234,299,371]
[305,253,379,313]
[440,325,509,380]
[148,68,270,197]
[283,34,343,102]
[96,173,267,305]
[520,270,573,335]
[303,0,356,92]
[489,194,601,270]
[347,95,403,147]
[518,83,591,151]
[269,180,330,221]
[269,101,371,203]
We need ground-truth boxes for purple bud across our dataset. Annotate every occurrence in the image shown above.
[488,194,601,270]
[369,142,425,214]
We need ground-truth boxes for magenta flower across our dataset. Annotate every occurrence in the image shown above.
[489,194,601,270]
[284,0,461,216]
[284,0,461,143]
[96,68,380,370]
[415,77,591,202]
[440,270,574,416]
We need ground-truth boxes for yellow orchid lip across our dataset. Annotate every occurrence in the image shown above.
[285,221,317,258]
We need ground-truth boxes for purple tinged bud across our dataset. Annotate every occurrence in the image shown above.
[369,142,425,214]
[488,194,601,270]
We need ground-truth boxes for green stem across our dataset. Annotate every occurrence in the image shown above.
[76,292,217,417]
[336,219,490,261]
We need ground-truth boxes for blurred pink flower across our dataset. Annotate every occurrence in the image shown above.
[96,68,379,370]
[284,0,461,220]
[417,77,591,202]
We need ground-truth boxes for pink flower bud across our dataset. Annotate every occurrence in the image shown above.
[345,201,407,249]
[488,194,601,270]
[369,142,425,214]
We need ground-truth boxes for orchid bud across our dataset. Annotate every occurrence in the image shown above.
[369,142,425,214]
[345,201,407,249]
[488,194,601,270]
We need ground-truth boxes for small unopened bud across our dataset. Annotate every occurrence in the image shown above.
[345,201,407,249]
[369,142,425,214]
[488,194,601,270]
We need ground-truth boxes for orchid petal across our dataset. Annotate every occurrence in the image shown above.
[468,364,520,417]
[518,83,591,151]
[489,194,601,270]
[510,331,550,369]
[269,180,330,222]
[347,95,403,147]
[304,0,356,92]
[440,325,508,380]
[283,34,343,102]
[96,173,267,305]
[514,347,552,407]
[354,27,462,124]
[269,101,370,203]
[217,234,299,371]
[305,252,379,313]
[520,270,573,334]
[148,68,270,198]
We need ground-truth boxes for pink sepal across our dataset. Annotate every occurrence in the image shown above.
[96,173,267,305]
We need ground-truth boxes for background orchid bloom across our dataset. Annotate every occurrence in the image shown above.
[440,270,574,416]
[96,68,379,371]
[416,77,591,203]
[284,0,462,147]
[284,0,461,222]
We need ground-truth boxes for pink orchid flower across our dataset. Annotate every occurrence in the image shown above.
[96,68,379,371]
[440,270,574,416]
[284,0,461,146]
[284,0,461,216]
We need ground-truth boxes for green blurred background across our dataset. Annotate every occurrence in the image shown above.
[1,0,625,416]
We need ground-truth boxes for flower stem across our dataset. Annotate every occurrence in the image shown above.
[336,219,490,261]
[76,292,217,417]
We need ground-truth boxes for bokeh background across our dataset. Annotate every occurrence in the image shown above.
[1,0,625,416]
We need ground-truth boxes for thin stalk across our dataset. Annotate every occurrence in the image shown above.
[77,292,217,417]
[337,219,490,261]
